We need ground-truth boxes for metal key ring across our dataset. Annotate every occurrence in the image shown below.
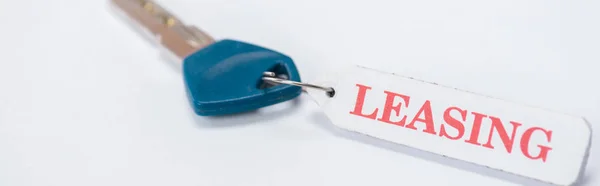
[262,72,335,97]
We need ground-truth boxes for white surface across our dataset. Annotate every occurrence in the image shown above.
[0,0,598,186]
[307,65,591,185]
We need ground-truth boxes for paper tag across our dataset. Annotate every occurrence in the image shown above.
[306,65,592,186]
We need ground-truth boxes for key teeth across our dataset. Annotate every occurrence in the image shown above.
[111,0,215,59]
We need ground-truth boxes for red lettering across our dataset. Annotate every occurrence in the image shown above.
[439,106,466,140]
[482,117,522,153]
[376,91,411,127]
[520,127,553,162]
[465,112,487,146]
[349,84,378,119]
[346,84,554,162]
[405,100,437,135]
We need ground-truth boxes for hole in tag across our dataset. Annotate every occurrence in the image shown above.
[258,62,289,89]
[326,88,336,97]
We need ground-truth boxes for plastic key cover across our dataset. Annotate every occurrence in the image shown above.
[183,39,302,116]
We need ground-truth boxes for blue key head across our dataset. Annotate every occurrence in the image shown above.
[182,39,302,116]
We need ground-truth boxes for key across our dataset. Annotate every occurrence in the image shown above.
[110,1,593,185]
[110,0,303,116]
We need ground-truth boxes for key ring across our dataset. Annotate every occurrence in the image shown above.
[262,72,336,97]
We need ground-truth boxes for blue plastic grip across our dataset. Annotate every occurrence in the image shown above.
[182,39,302,116]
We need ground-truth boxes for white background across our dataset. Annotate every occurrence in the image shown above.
[0,0,598,186]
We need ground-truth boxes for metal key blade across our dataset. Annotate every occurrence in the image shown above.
[110,0,215,59]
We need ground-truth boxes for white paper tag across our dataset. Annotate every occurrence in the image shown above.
[306,65,592,186]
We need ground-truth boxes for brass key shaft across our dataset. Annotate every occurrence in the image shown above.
[111,0,215,59]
